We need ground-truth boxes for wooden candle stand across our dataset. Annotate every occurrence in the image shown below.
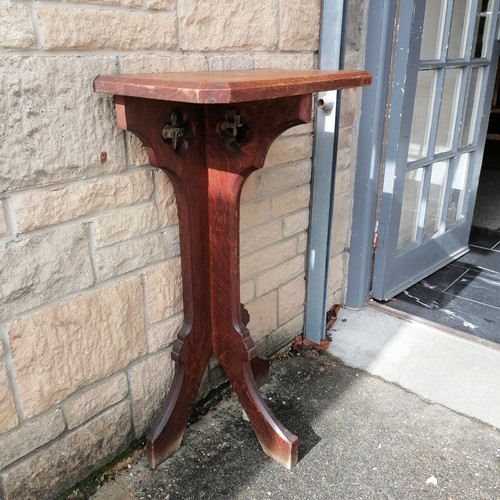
[93,69,371,469]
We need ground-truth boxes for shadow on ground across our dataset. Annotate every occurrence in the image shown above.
[80,350,499,499]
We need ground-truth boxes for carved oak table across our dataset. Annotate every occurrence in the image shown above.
[93,69,371,469]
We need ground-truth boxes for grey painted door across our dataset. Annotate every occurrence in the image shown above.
[372,0,500,300]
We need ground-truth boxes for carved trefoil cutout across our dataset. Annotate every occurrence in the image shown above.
[162,111,195,154]
[216,109,250,152]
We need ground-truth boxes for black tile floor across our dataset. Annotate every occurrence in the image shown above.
[385,226,500,345]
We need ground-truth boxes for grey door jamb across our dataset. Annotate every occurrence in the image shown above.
[303,0,346,343]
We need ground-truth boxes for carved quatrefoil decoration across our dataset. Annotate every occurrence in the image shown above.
[161,111,195,154]
[216,109,250,152]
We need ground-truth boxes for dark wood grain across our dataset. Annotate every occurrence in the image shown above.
[95,69,371,470]
[93,68,371,104]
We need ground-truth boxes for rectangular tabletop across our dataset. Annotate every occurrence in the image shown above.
[93,68,371,104]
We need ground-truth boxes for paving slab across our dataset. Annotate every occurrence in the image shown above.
[81,348,500,500]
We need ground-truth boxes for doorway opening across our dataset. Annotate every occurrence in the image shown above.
[384,55,500,345]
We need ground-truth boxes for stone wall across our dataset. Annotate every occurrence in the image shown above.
[0,0,328,497]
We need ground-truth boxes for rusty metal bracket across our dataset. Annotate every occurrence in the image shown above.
[216,109,250,152]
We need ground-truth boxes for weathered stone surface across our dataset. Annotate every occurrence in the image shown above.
[327,252,345,304]
[297,231,308,253]
[283,209,309,238]
[144,258,183,323]
[36,7,177,50]
[240,198,271,230]
[263,135,313,168]
[13,171,153,233]
[67,0,141,5]
[279,0,321,51]
[241,239,297,280]
[63,373,129,429]
[0,408,65,471]
[128,349,175,436]
[94,202,158,247]
[271,184,311,218]
[0,56,125,194]
[207,55,254,71]
[255,314,303,357]
[253,53,315,70]
[330,192,351,256]
[121,54,208,74]
[147,313,184,353]
[146,0,176,10]
[155,170,179,227]
[278,275,306,324]
[240,279,255,304]
[0,4,35,49]
[0,366,18,434]
[178,0,278,51]
[96,227,180,280]
[0,401,132,499]
[8,278,146,418]
[0,204,8,236]
[247,291,277,343]
[0,224,94,322]
[255,255,305,297]
[254,160,312,198]
[240,220,282,256]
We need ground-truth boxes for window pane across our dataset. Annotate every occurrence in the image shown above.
[446,154,470,226]
[424,161,449,238]
[420,0,447,60]
[408,71,436,161]
[448,0,470,59]
[459,68,483,147]
[399,168,425,248]
[472,0,494,58]
[435,69,463,154]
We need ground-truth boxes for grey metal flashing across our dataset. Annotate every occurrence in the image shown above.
[303,0,346,343]
[345,0,397,309]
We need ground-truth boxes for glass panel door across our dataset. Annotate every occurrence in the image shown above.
[372,0,500,300]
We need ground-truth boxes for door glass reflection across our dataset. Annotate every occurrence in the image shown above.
[435,69,463,154]
[446,154,470,226]
[459,68,483,147]
[472,0,494,58]
[424,161,449,238]
[448,0,470,59]
[398,167,425,248]
[420,0,447,60]
[408,71,436,161]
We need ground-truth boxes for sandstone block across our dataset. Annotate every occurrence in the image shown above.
[94,202,158,248]
[146,0,176,10]
[207,55,254,71]
[240,279,255,304]
[0,56,126,194]
[240,173,256,203]
[240,239,297,280]
[0,401,132,499]
[66,0,141,5]
[178,0,278,51]
[253,53,315,70]
[36,6,177,50]
[128,349,175,436]
[255,314,304,357]
[0,204,7,236]
[263,135,313,168]
[121,54,208,74]
[0,224,94,322]
[240,220,282,256]
[0,366,18,434]
[147,313,184,353]
[246,291,277,343]
[280,0,321,51]
[63,373,129,429]
[96,227,180,280]
[128,133,150,167]
[240,198,271,230]
[0,408,65,471]
[254,160,312,198]
[13,171,153,233]
[0,4,35,49]
[271,184,311,218]
[8,278,146,418]
[297,231,308,253]
[330,192,351,255]
[255,255,305,297]
[278,275,306,324]
[155,170,179,227]
[328,252,345,302]
[283,209,309,238]
[144,258,183,323]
